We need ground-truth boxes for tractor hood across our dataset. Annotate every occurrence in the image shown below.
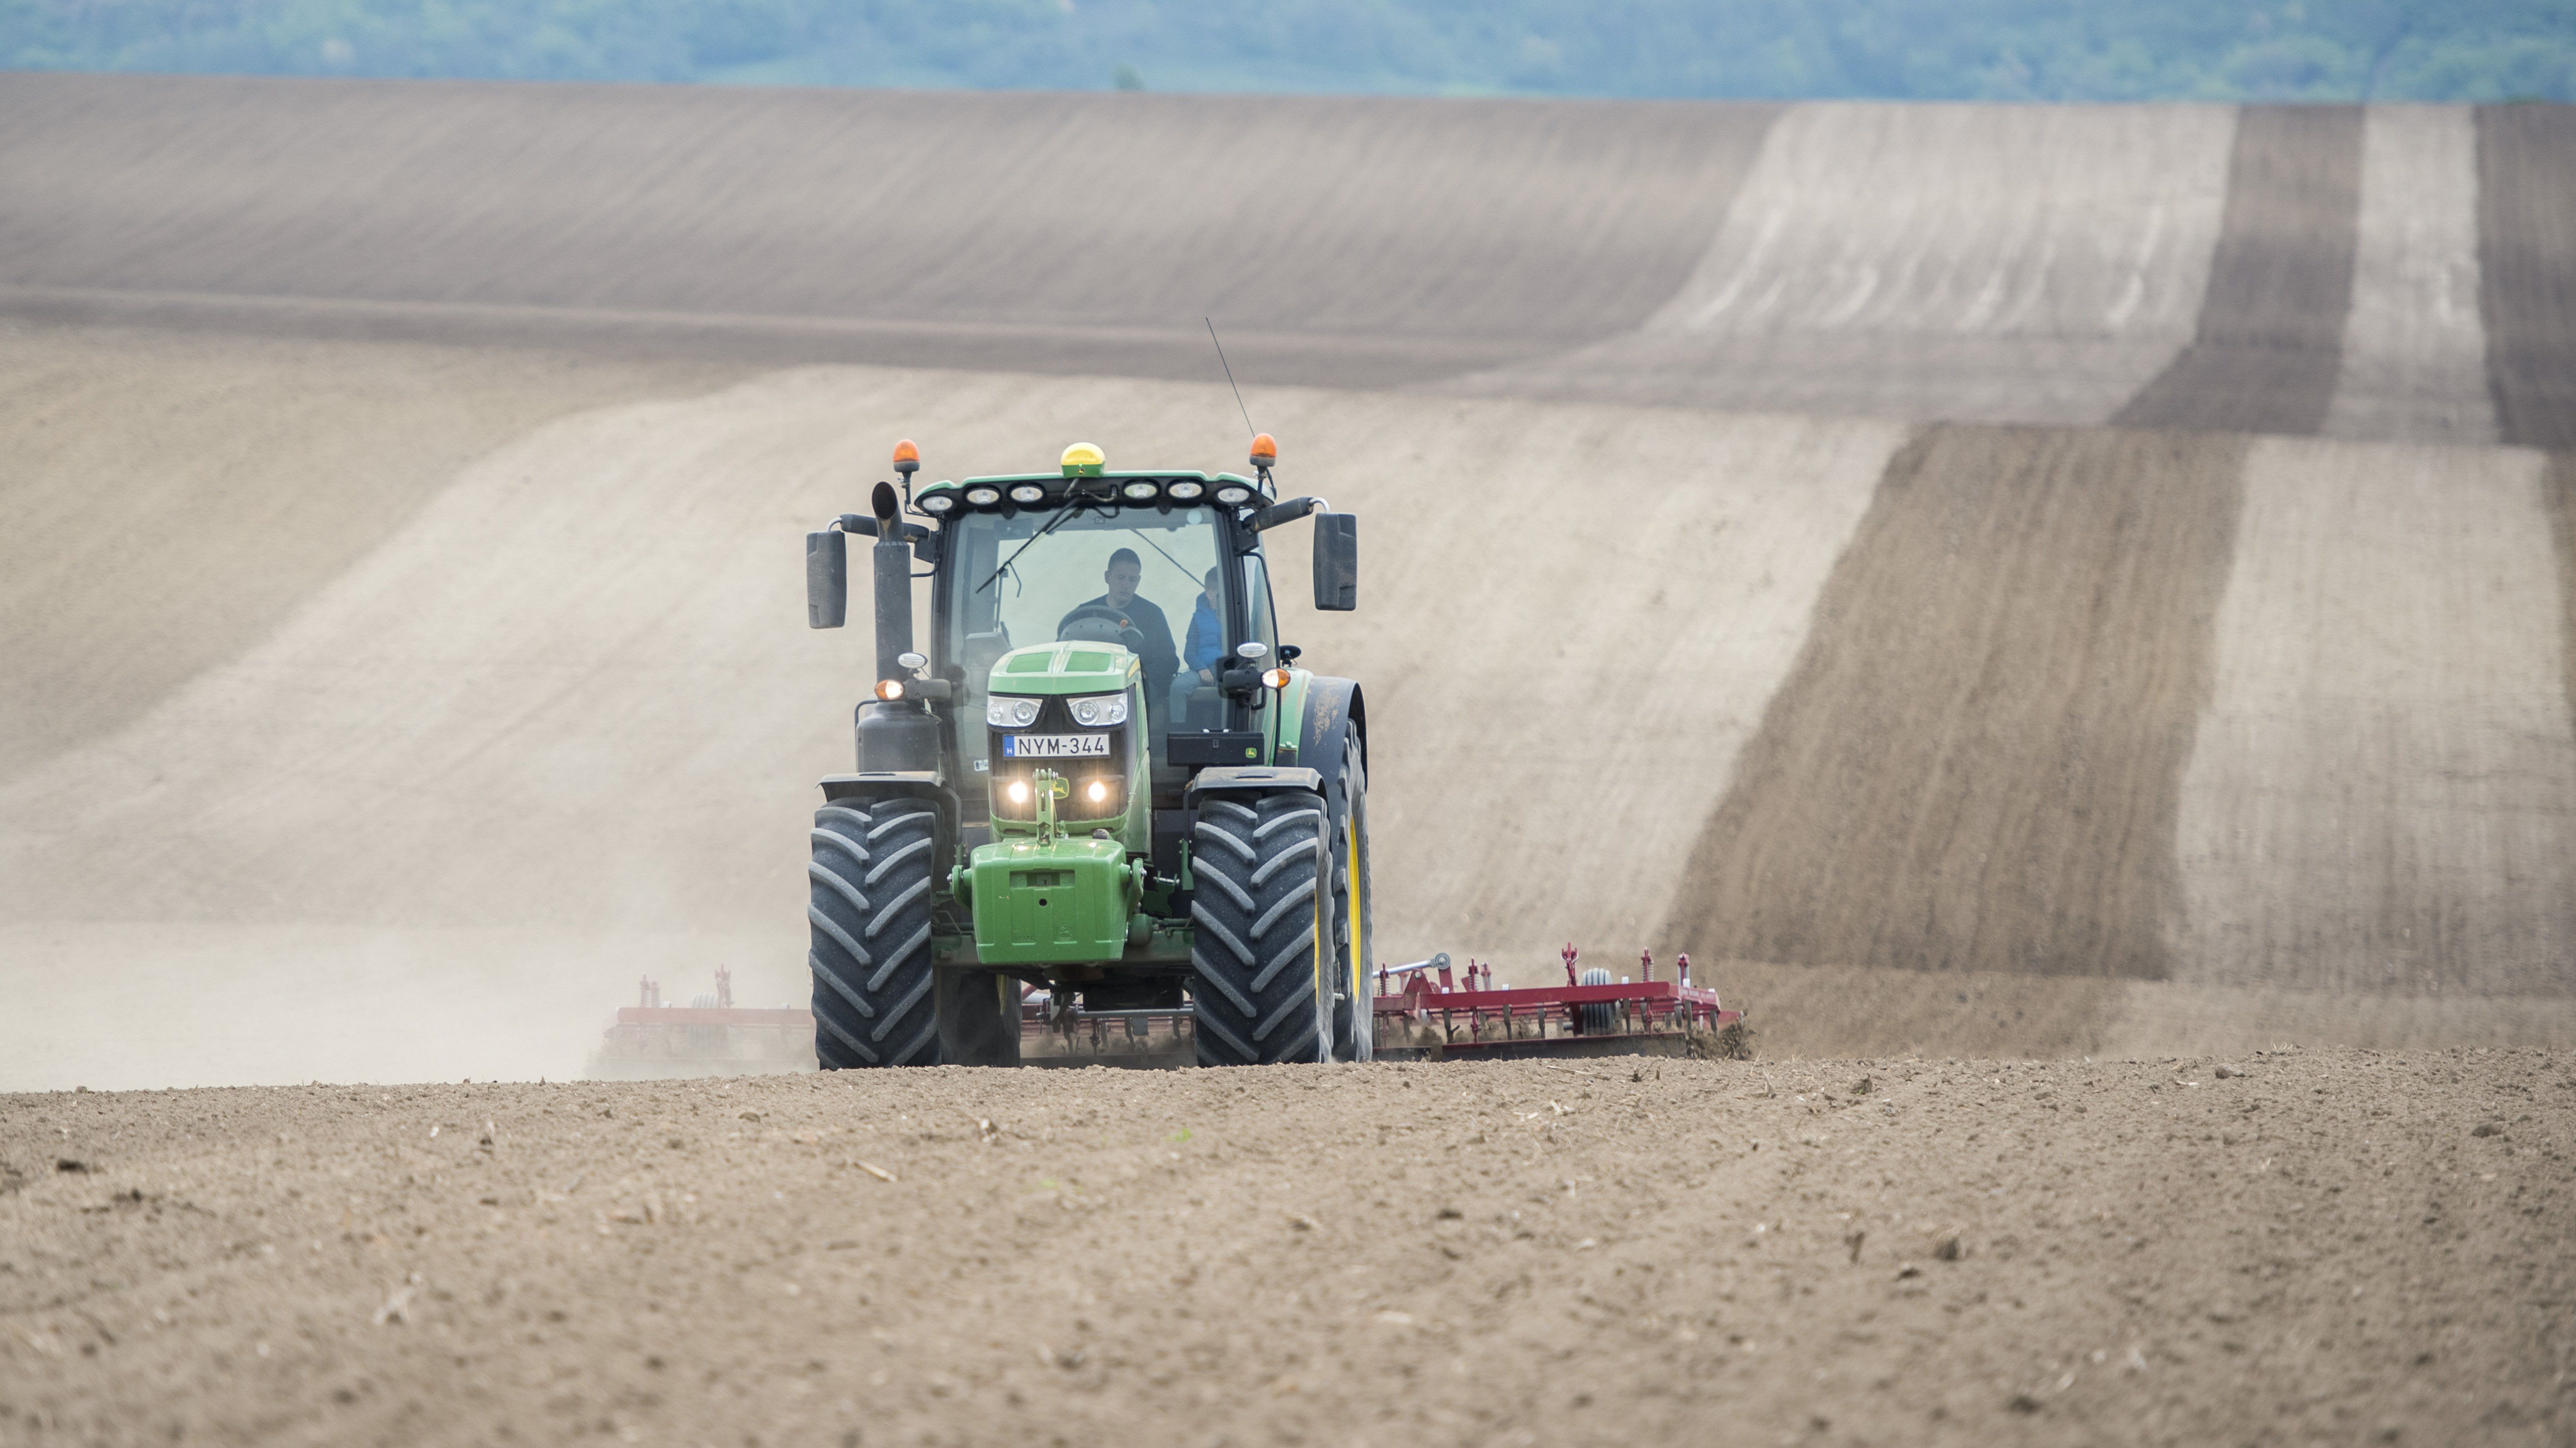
[987,641,1139,696]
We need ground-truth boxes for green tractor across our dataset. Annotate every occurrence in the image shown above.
[802,435,1369,1069]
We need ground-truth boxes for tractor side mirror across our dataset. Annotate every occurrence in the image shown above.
[1311,512,1358,611]
[806,528,847,628]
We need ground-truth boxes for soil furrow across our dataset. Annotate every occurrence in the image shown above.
[2116,105,2365,436]
[2476,104,2576,450]
[1662,424,2247,982]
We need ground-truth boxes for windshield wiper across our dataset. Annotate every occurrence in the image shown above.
[977,483,1112,595]
[1124,527,1203,591]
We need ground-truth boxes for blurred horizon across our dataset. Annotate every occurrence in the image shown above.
[3,0,2571,104]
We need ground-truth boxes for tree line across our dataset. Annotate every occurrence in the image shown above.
[5,0,2569,102]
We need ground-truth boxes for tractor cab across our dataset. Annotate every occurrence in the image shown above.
[923,452,1337,860]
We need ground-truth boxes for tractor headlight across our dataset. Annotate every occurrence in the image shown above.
[1121,480,1160,502]
[1085,780,1110,804]
[1008,484,1046,505]
[918,491,955,513]
[988,696,1041,727]
[1215,485,1252,505]
[964,486,1001,507]
[1068,693,1128,727]
[1166,480,1205,501]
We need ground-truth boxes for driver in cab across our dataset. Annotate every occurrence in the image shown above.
[1058,548,1179,715]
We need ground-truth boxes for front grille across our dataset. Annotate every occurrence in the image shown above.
[988,696,1130,822]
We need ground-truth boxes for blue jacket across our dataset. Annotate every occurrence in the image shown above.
[1182,597,1224,674]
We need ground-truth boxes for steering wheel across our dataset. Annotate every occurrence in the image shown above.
[1057,604,1144,646]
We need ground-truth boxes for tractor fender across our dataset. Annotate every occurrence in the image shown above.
[1292,677,1366,787]
[817,771,962,884]
[1186,765,1324,801]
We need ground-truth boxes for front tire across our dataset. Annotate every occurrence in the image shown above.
[936,968,1023,1068]
[808,799,939,1068]
[1190,788,1331,1066]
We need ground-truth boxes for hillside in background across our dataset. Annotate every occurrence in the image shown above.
[4,0,2573,101]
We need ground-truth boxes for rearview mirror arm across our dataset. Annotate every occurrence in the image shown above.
[1248,496,1328,533]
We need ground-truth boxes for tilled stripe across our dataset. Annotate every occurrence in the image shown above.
[2322,107,2495,444]
[2175,438,2576,997]
[1662,422,2247,979]
[2476,105,2576,449]
[2117,105,2363,436]
[0,78,1780,389]
[2551,455,2576,759]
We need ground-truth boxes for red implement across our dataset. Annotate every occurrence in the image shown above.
[1370,946,1745,1060]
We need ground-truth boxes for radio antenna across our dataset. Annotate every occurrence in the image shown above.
[1205,317,1256,439]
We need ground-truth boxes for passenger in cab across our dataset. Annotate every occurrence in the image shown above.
[1174,566,1225,726]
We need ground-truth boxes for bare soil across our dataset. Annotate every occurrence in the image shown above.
[2554,454,2576,737]
[1666,424,2248,980]
[2115,105,2364,436]
[0,74,1775,389]
[2476,105,2576,450]
[2324,107,2496,444]
[0,321,739,781]
[5,1052,2569,1448]
[1455,103,2239,427]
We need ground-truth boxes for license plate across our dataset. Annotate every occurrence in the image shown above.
[1002,733,1110,759]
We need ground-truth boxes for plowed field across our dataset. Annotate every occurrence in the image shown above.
[8,1053,2572,1448]
[3,76,2574,1448]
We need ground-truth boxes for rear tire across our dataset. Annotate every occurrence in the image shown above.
[1326,736,1374,1063]
[808,799,940,1068]
[1190,788,1331,1066]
